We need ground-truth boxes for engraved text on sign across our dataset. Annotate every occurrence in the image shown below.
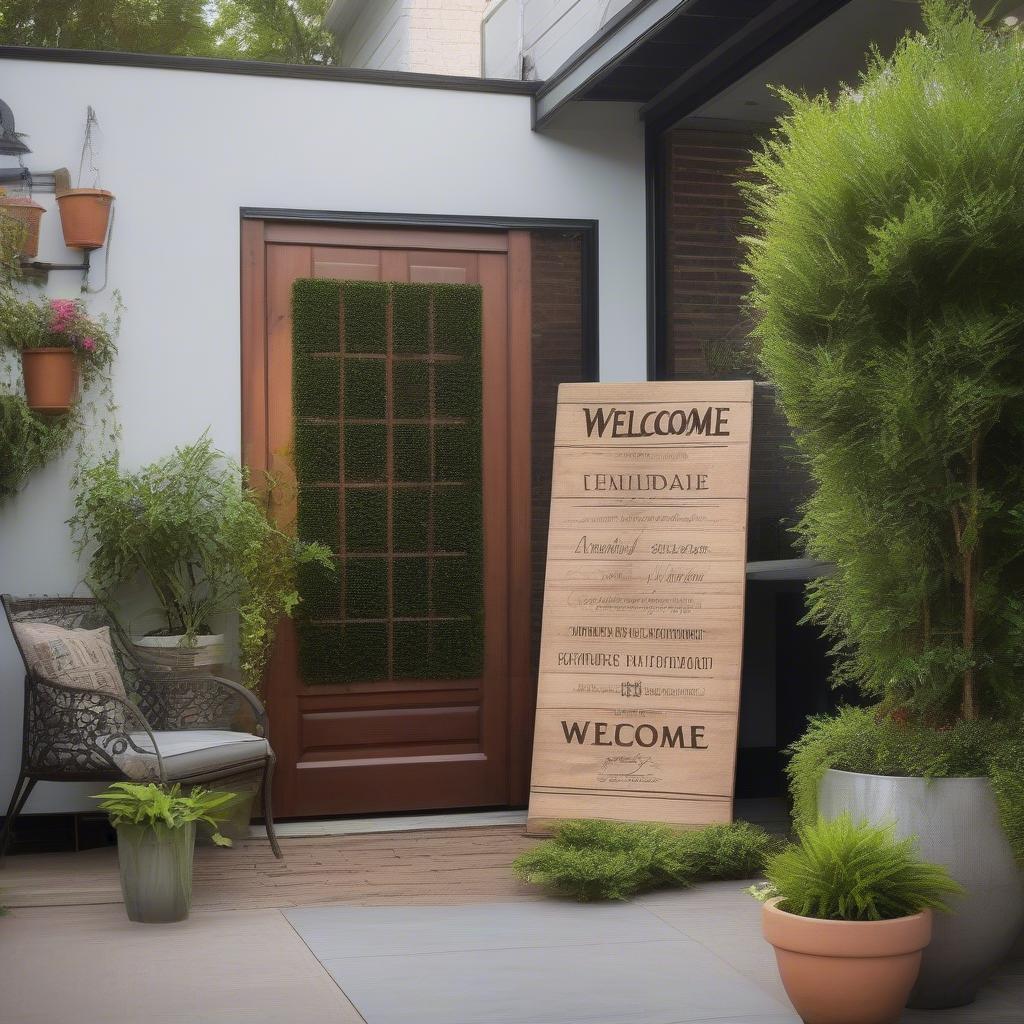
[526,381,754,832]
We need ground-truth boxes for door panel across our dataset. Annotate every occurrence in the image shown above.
[242,221,532,817]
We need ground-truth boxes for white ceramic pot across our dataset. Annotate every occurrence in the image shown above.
[819,769,1024,1009]
[132,633,226,673]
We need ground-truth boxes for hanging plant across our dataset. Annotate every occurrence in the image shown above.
[0,210,120,499]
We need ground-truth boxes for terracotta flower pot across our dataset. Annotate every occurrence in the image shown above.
[0,192,45,259]
[55,188,113,250]
[762,899,932,1024]
[21,347,79,414]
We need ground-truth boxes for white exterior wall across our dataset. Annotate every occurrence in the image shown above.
[482,0,634,80]
[335,0,487,76]
[0,57,646,813]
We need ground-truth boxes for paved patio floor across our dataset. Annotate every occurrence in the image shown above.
[1,824,1021,1023]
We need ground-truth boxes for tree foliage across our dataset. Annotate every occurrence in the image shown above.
[0,0,338,65]
[741,1,1024,723]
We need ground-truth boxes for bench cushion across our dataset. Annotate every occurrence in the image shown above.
[102,729,269,781]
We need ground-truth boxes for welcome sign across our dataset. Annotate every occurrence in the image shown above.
[526,381,754,833]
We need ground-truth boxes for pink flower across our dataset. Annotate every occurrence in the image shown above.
[79,336,96,353]
[49,298,77,333]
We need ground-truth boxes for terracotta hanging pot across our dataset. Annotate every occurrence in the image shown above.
[0,192,46,259]
[21,348,79,414]
[55,188,113,250]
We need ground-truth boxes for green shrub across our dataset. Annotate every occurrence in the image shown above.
[741,1,1024,723]
[757,814,961,921]
[786,706,1024,865]
[69,434,335,689]
[513,820,782,902]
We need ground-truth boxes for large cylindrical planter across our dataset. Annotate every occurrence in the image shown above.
[20,347,79,414]
[762,899,931,1024]
[0,193,45,259]
[819,769,1024,1009]
[116,821,195,923]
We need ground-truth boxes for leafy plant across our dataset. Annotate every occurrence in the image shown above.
[69,433,335,688]
[513,820,782,902]
[754,814,961,921]
[93,782,239,847]
[785,705,1024,866]
[741,1,1024,724]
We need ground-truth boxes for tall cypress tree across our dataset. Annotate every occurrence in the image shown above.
[742,1,1024,723]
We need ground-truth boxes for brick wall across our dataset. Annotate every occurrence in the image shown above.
[530,231,587,671]
[664,129,811,559]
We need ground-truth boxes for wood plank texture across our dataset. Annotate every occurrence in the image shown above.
[2,826,541,910]
[527,381,754,833]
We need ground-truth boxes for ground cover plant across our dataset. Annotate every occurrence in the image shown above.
[513,820,782,902]
[753,814,961,922]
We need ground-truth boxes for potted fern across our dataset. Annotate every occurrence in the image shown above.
[753,815,960,1024]
[94,783,237,923]
[741,2,1024,1006]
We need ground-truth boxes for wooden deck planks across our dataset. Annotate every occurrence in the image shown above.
[2,824,541,909]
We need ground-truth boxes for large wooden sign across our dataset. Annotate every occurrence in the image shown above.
[526,381,754,833]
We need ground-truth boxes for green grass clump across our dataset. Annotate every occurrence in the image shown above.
[513,820,782,902]
[759,814,961,922]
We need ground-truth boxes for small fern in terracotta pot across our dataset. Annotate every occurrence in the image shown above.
[752,815,961,1024]
[0,296,114,414]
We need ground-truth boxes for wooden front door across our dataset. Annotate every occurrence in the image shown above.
[241,219,532,818]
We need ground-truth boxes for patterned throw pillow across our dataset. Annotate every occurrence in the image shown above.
[13,622,127,699]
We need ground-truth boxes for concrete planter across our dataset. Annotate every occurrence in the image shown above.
[819,768,1024,1009]
[116,821,195,923]
[132,633,226,674]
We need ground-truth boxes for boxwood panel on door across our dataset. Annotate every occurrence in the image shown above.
[291,278,484,685]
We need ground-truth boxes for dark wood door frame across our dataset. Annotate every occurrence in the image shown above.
[241,210,551,809]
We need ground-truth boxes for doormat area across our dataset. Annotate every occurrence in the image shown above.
[291,278,484,685]
[285,893,798,1024]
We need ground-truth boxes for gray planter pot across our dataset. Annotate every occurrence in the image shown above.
[819,769,1024,1009]
[116,821,195,923]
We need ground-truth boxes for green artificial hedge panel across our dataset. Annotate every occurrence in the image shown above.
[434,283,483,355]
[345,488,388,551]
[393,424,430,482]
[344,423,387,481]
[295,422,340,483]
[393,283,431,354]
[343,281,388,353]
[346,557,389,618]
[297,487,340,548]
[292,277,483,685]
[293,279,341,354]
[299,622,388,683]
[294,357,341,419]
[343,359,386,419]
[393,360,429,418]
[393,557,429,617]
[392,488,429,551]
[297,559,342,619]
